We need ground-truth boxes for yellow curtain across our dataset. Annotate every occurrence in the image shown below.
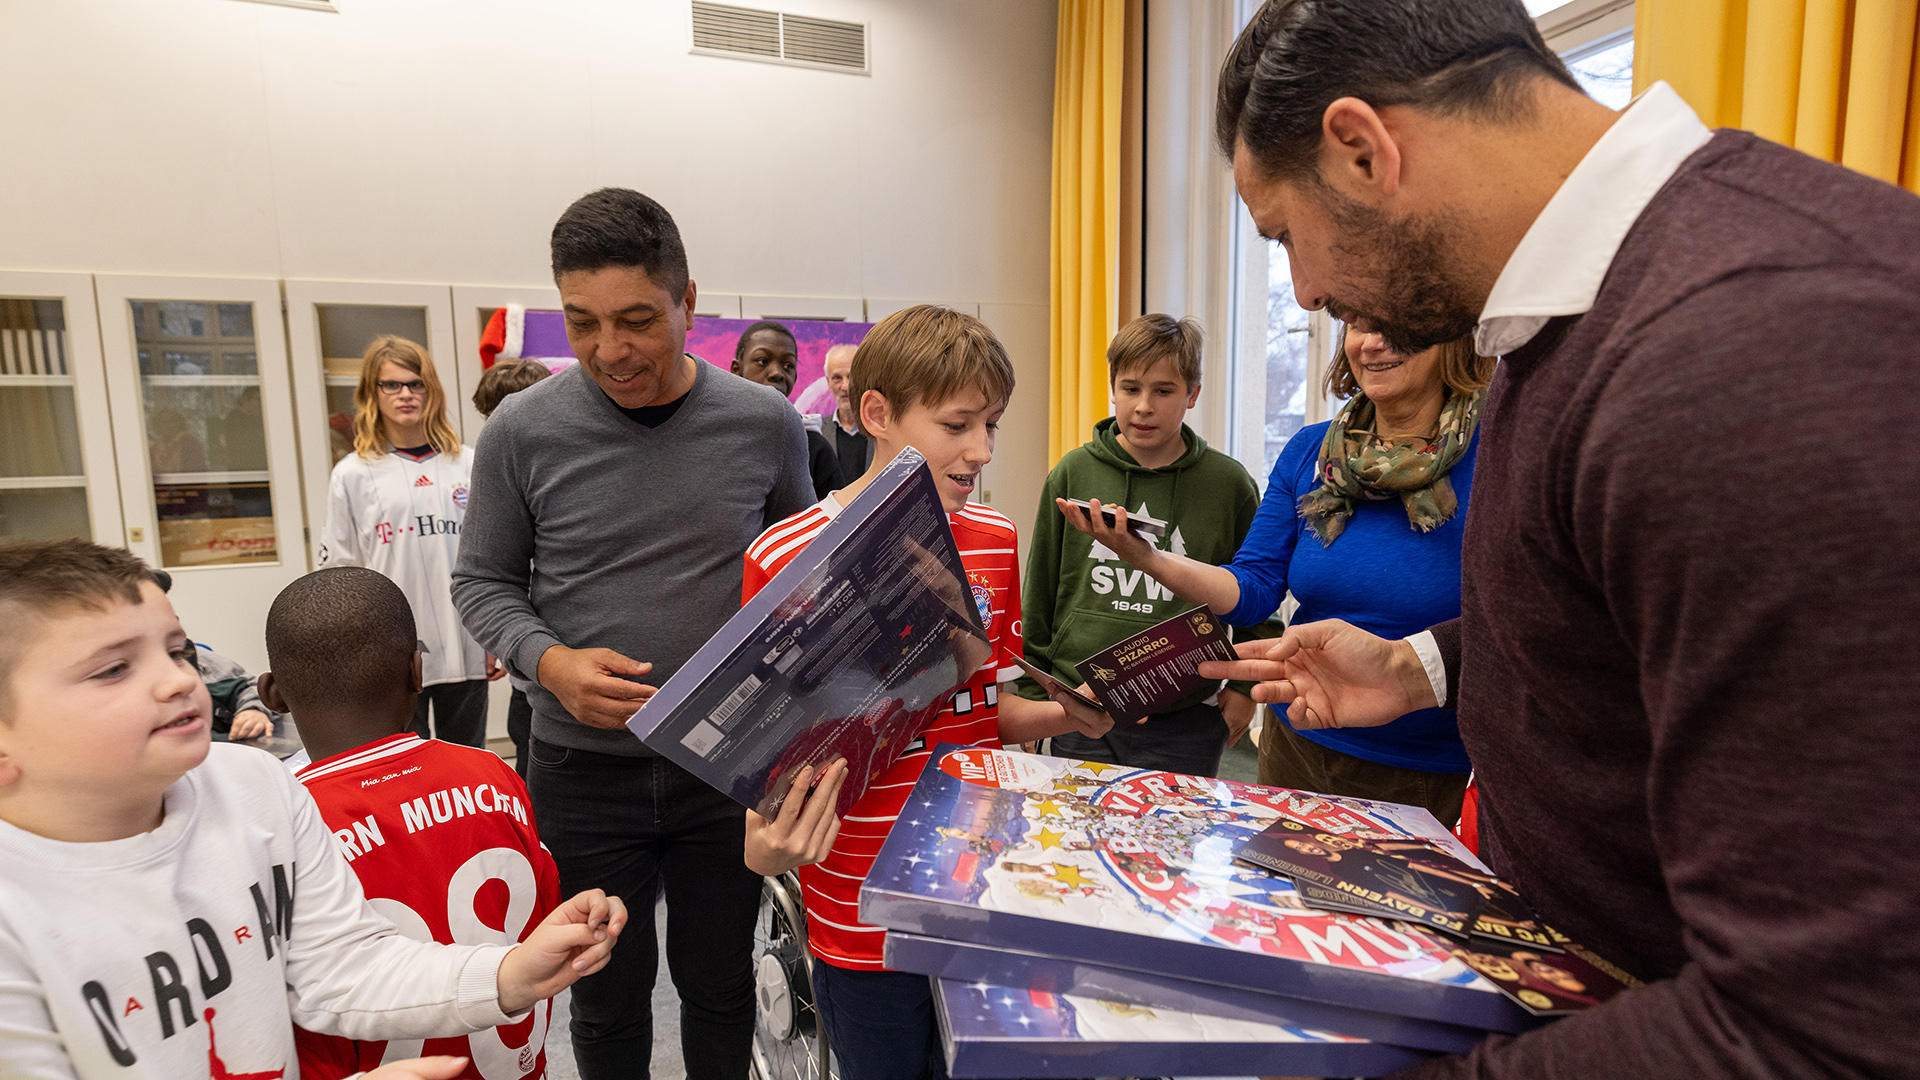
[1049,0,1127,465]
[1636,0,1920,189]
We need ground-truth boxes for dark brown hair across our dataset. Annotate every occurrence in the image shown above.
[472,359,552,418]
[1108,314,1204,388]
[1217,0,1579,180]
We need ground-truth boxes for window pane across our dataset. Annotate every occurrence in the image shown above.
[317,303,429,374]
[314,303,431,466]
[217,303,254,339]
[1264,244,1311,482]
[0,386,84,477]
[132,298,276,567]
[0,297,89,541]
[1567,36,1634,110]
[0,488,90,544]
[326,382,357,465]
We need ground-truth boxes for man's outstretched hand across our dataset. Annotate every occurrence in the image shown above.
[1196,619,1437,730]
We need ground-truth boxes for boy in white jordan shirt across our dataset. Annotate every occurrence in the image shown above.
[0,540,627,1080]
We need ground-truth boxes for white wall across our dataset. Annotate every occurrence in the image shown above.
[0,0,1055,300]
[0,0,1058,664]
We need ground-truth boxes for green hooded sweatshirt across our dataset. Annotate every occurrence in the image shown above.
[1020,417,1275,712]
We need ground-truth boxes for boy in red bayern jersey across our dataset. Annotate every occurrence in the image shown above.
[257,567,563,1080]
[738,305,1114,1079]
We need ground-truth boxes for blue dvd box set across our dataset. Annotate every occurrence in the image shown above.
[859,745,1571,1075]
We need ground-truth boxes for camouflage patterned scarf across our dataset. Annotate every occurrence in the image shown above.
[1297,389,1483,546]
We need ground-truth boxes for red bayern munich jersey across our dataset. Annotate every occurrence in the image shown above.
[744,495,1024,970]
[293,733,563,1079]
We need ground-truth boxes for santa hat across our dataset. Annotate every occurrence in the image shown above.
[478,303,527,370]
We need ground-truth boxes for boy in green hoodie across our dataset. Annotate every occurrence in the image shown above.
[1021,314,1271,777]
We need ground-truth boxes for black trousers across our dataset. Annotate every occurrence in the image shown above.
[526,740,762,1080]
[409,678,489,747]
[1052,699,1230,777]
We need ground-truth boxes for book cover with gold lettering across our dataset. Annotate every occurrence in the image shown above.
[1074,608,1238,722]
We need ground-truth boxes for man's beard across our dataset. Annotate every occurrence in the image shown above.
[1316,182,1480,355]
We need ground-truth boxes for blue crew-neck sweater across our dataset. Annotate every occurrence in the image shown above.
[1222,421,1478,774]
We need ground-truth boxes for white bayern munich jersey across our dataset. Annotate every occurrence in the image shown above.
[319,447,486,686]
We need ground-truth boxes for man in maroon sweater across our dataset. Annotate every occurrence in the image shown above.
[1203,2,1920,1078]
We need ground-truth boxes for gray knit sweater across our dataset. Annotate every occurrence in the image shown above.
[452,359,813,756]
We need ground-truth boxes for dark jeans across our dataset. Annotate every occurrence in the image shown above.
[409,679,489,747]
[1052,699,1229,777]
[526,740,761,1080]
[506,688,532,779]
[1260,717,1471,827]
[809,963,948,1080]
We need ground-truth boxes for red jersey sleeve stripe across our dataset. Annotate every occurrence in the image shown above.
[747,506,830,562]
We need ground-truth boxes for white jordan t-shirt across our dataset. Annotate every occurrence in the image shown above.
[0,744,518,1079]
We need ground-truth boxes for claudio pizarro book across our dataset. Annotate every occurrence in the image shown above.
[1074,607,1238,723]
[626,450,993,819]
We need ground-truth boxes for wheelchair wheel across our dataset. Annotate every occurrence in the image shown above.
[750,873,835,1080]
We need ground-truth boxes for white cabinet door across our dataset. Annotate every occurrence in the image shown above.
[0,270,121,546]
[95,275,305,673]
[284,279,458,569]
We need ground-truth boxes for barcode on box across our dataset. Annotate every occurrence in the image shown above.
[709,673,763,729]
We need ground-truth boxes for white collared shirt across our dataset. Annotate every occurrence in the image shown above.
[1473,82,1713,358]
[1410,82,1713,705]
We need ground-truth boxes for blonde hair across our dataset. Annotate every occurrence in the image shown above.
[353,336,462,459]
[848,305,1014,434]
[1108,313,1203,388]
[1325,332,1493,401]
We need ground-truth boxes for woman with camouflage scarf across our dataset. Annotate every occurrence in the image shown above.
[1059,327,1491,823]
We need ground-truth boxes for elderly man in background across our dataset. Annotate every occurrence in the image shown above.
[1203,1,1920,1078]
[812,342,871,477]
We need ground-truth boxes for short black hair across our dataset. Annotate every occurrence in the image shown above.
[264,568,415,712]
[1217,0,1580,179]
[735,320,797,362]
[550,187,691,295]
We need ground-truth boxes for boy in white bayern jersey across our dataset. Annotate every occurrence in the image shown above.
[320,335,504,747]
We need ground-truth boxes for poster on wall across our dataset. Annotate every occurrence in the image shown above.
[479,305,872,416]
[684,318,872,415]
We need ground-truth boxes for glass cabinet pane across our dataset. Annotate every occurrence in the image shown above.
[316,303,430,466]
[131,299,277,567]
[0,297,91,542]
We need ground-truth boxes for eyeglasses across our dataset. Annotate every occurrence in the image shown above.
[377,379,428,396]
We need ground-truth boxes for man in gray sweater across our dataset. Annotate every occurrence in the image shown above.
[452,188,812,1080]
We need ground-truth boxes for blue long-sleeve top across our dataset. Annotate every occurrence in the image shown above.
[1223,421,1478,774]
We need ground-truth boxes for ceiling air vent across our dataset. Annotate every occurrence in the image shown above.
[691,2,869,73]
